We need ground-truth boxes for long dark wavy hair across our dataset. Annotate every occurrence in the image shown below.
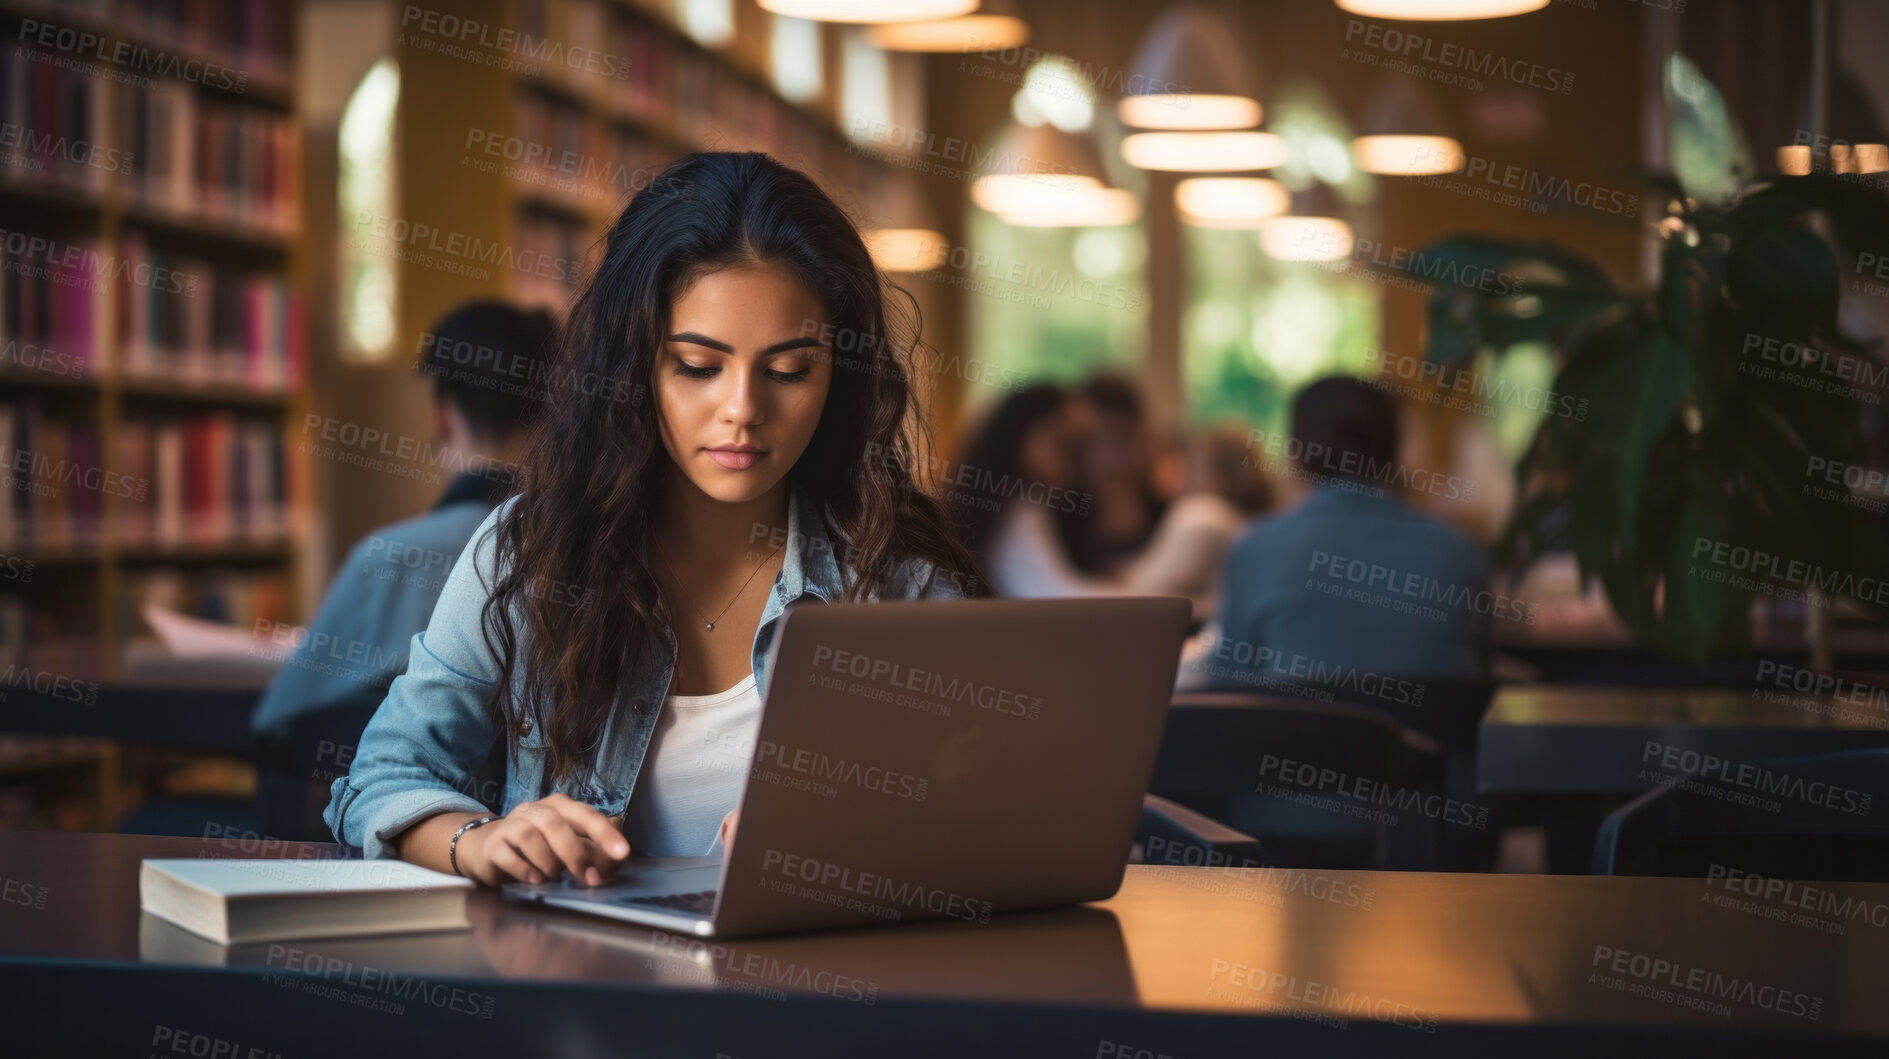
[481,152,976,785]
[945,383,1073,583]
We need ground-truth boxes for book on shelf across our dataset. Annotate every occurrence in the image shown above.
[115,0,296,91]
[0,43,113,194]
[0,400,109,551]
[118,80,299,236]
[118,232,305,391]
[114,412,289,549]
[0,231,110,382]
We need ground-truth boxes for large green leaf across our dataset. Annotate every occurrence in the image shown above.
[1666,53,1748,206]
[1608,329,1691,540]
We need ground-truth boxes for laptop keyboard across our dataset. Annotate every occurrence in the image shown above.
[613,889,718,916]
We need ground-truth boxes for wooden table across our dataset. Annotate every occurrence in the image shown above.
[1480,685,1889,795]
[2,832,1885,1057]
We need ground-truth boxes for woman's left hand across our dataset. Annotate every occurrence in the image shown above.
[717,808,740,851]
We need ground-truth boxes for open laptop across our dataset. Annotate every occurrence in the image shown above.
[502,596,1189,938]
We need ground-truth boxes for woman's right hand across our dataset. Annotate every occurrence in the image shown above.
[454,793,631,887]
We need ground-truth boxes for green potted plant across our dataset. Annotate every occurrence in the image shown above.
[1407,54,1889,664]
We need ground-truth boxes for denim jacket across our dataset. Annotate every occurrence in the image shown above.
[325,484,969,859]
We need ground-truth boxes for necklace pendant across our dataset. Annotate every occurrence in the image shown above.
[705,622,715,631]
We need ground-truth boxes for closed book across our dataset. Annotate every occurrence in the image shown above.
[139,858,474,945]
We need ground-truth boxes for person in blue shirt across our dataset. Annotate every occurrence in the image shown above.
[1202,376,1490,688]
[325,153,977,886]
[251,301,557,736]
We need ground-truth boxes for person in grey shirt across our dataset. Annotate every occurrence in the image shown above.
[1198,376,1490,689]
[251,301,557,735]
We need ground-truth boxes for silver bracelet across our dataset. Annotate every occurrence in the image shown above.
[448,815,499,877]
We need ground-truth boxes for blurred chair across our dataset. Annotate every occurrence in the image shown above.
[253,685,388,842]
[1134,793,1263,868]
[1149,694,1449,870]
[1315,676,1502,871]
[1593,749,1889,880]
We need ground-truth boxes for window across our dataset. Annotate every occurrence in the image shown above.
[338,58,399,362]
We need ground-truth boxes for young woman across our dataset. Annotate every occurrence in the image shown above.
[947,384,1109,599]
[325,152,977,886]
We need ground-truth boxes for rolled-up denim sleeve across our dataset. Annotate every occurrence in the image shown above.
[324,503,513,859]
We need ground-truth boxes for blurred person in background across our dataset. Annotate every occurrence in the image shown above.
[1118,426,1272,623]
[252,300,557,736]
[1190,376,1488,687]
[948,384,1107,598]
[1056,373,1167,575]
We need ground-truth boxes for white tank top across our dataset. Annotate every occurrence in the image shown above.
[621,672,762,857]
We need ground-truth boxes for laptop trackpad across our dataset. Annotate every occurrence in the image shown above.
[529,856,722,901]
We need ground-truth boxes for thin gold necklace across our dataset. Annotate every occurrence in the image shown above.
[655,538,786,632]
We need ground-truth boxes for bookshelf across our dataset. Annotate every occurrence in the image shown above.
[0,0,307,685]
[389,0,917,315]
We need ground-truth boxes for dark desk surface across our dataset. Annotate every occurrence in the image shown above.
[2,832,1886,1057]
[1480,685,1889,794]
